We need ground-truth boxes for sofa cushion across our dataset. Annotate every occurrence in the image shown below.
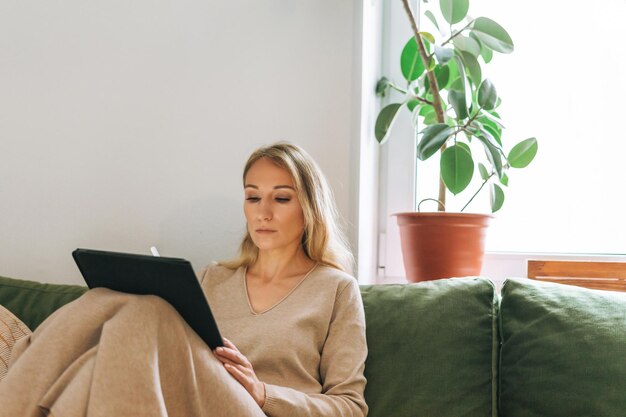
[0,276,87,331]
[360,277,499,417]
[499,278,626,417]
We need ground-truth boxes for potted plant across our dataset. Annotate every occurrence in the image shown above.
[375,0,538,282]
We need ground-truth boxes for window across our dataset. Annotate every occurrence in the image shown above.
[376,0,626,283]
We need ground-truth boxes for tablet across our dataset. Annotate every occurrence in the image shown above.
[72,248,223,349]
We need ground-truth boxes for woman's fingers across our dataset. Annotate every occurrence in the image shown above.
[216,342,266,407]
[224,363,254,390]
[213,352,238,367]
[222,338,239,351]
[214,346,250,367]
[224,363,248,385]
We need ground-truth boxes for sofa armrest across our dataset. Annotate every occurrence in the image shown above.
[0,276,87,330]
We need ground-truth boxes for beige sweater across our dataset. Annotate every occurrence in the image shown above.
[199,264,368,417]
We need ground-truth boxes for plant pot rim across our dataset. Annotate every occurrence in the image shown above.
[392,212,494,219]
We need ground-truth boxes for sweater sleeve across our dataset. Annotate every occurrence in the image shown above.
[260,279,368,417]
[196,262,219,284]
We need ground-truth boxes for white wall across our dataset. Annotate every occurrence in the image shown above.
[0,0,364,284]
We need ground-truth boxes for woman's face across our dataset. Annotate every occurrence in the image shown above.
[244,157,306,255]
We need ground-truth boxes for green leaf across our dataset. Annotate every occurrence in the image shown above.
[375,77,391,97]
[419,105,435,116]
[471,17,514,54]
[375,103,403,144]
[456,141,472,156]
[482,122,502,146]
[453,56,467,89]
[449,90,468,120]
[417,123,455,160]
[434,45,454,65]
[434,65,450,89]
[480,109,506,129]
[478,162,489,180]
[407,99,420,112]
[490,183,505,212]
[468,92,478,116]
[508,137,538,168]
[479,39,493,63]
[446,56,460,84]
[500,172,509,186]
[478,136,503,178]
[440,0,469,25]
[469,32,493,63]
[458,50,482,86]
[477,127,501,151]
[449,80,469,120]
[425,10,440,30]
[441,144,474,194]
[423,74,431,95]
[423,111,439,125]
[481,44,493,63]
[401,37,430,82]
[453,35,481,57]
[478,116,502,139]
[477,79,498,110]
[421,32,435,44]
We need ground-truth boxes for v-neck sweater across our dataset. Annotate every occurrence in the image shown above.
[242,263,318,315]
[199,263,368,417]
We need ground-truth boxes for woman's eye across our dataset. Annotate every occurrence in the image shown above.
[275,197,291,203]
[246,197,260,202]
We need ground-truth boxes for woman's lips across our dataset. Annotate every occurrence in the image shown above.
[255,229,276,234]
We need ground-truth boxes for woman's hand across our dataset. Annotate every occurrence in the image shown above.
[213,337,266,408]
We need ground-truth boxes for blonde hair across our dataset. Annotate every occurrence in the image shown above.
[220,142,354,273]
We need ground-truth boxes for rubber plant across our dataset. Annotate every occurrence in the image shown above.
[375,0,538,212]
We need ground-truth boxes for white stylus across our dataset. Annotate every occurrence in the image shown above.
[150,246,160,257]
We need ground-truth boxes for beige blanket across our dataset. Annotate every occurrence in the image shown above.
[0,288,266,417]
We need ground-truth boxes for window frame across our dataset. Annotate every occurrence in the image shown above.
[371,0,626,285]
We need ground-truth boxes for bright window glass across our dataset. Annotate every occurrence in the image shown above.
[415,0,626,254]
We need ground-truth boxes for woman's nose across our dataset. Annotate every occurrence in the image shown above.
[257,200,272,221]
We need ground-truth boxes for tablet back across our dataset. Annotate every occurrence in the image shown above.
[72,248,223,349]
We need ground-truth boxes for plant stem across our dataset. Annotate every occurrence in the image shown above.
[389,83,407,95]
[461,173,494,212]
[401,0,447,211]
[454,109,482,136]
[417,198,445,212]
[411,95,434,106]
[442,19,475,46]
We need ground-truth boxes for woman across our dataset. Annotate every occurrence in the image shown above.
[204,142,368,416]
[0,142,368,417]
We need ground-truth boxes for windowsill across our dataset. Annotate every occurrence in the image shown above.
[376,251,626,289]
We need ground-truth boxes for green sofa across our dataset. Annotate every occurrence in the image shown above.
[1,274,625,416]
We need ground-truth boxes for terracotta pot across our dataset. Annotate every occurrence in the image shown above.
[394,212,492,282]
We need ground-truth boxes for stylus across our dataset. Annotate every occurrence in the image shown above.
[150,246,160,257]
